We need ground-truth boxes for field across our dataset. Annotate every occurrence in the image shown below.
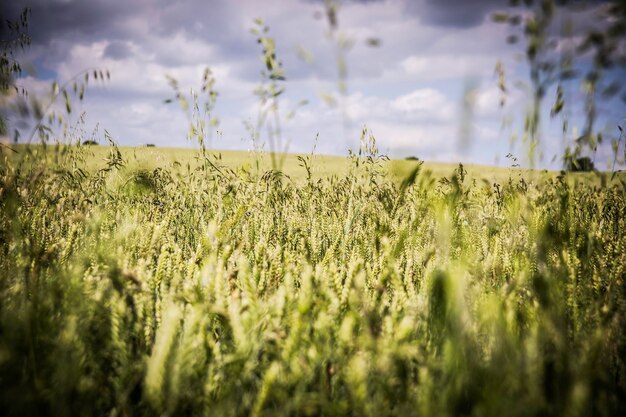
[1,142,625,416]
[3,143,605,184]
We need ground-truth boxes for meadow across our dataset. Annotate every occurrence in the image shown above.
[1,141,625,416]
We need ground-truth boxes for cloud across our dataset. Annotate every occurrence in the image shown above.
[103,41,132,60]
[399,54,497,81]
[396,88,454,118]
[1,0,620,168]
[405,0,503,28]
[344,88,454,123]
[305,0,503,28]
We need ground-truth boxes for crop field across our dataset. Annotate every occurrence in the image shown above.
[1,142,625,416]
[3,144,601,184]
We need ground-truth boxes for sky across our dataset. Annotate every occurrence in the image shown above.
[1,0,625,168]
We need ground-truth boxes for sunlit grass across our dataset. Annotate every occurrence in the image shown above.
[1,142,625,416]
[6,144,622,186]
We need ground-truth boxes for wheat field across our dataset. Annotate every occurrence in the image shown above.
[1,141,625,416]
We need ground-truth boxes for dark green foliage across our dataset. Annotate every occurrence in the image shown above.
[566,156,595,172]
[0,7,31,137]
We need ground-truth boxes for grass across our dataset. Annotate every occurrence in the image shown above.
[1,141,625,416]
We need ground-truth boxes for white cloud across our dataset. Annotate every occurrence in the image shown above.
[399,54,497,81]
[392,88,453,121]
[342,88,454,125]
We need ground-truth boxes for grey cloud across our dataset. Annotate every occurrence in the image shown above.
[408,0,615,29]
[104,41,131,60]
[1,0,255,66]
[406,0,503,28]
[0,0,138,44]
[0,0,501,84]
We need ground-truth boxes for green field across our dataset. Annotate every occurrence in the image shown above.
[5,143,616,185]
[1,143,626,416]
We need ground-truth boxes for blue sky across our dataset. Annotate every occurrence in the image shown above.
[2,0,625,168]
